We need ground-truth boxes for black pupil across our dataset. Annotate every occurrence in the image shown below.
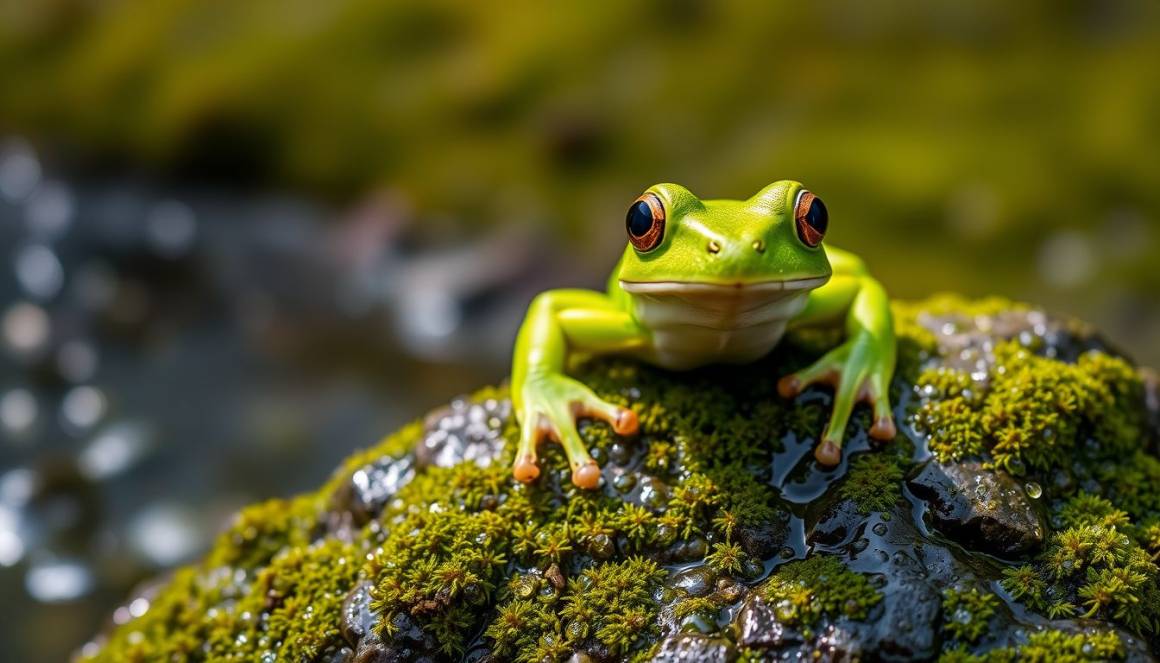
[805,197,828,235]
[627,201,654,238]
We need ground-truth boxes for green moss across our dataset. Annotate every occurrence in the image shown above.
[203,495,323,571]
[1002,516,1160,635]
[206,539,364,661]
[704,541,748,575]
[1059,493,1131,531]
[1096,450,1160,520]
[485,558,667,662]
[941,586,1000,644]
[939,628,1125,662]
[756,556,881,638]
[913,341,1144,473]
[837,452,905,514]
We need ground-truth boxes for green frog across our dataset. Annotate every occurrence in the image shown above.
[511,181,897,488]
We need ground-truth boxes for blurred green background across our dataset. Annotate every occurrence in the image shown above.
[0,1,1158,661]
[2,1,1160,360]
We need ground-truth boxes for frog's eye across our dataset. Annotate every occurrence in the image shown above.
[794,189,828,248]
[626,193,665,252]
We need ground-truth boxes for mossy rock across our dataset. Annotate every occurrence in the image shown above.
[78,296,1160,662]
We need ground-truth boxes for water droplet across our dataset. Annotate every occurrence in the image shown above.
[1024,482,1042,499]
[851,538,870,553]
[872,522,888,536]
[612,473,636,492]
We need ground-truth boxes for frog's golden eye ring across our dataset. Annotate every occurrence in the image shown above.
[794,189,828,248]
[626,193,665,252]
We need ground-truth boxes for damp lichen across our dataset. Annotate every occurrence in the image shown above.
[78,297,1160,661]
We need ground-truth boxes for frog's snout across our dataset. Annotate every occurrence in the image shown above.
[705,237,767,256]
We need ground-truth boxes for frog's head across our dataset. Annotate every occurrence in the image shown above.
[616,181,832,293]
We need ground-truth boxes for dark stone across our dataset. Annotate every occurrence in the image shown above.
[416,396,510,469]
[734,510,791,559]
[648,634,736,663]
[341,581,377,647]
[917,307,1111,370]
[329,455,415,526]
[805,623,865,661]
[666,566,718,598]
[319,646,354,663]
[734,592,804,649]
[908,460,1047,557]
[863,557,941,660]
[808,499,867,548]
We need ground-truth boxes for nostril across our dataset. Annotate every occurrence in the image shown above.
[752,239,766,253]
[707,240,721,254]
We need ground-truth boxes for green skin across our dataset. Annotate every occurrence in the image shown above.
[512,181,897,489]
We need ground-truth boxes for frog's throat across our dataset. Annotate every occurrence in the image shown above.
[618,275,829,295]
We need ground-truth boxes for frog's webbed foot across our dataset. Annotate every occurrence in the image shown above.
[778,336,896,467]
[513,374,638,489]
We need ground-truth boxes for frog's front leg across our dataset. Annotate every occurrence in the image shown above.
[779,250,897,466]
[511,289,647,489]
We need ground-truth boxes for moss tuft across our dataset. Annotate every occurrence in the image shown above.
[757,556,881,638]
[485,558,667,662]
[939,628,1125,662]
[941,585,1000,644]
[837,452,905,514]
[914,342,1144,473]
[1002,519,1160,635]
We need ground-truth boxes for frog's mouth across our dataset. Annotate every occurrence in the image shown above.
[619,275,829,296]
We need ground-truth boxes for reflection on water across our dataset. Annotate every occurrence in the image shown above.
[0,138,566,662]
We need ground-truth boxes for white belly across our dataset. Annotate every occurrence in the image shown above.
[621,279,821,371]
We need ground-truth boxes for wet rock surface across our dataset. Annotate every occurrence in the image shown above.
[907,460,1048,557]
[331,455,416,526]
[416,397,510,469]
[81,298,1160,662]
[648,634,735,662]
